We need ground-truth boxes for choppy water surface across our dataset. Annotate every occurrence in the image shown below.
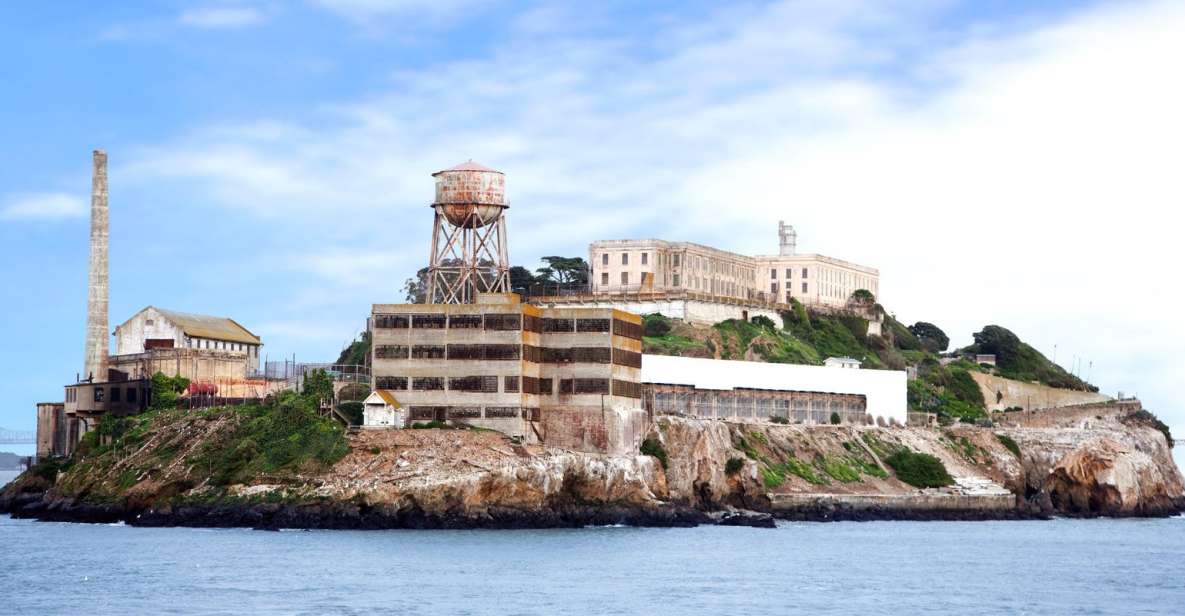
[1,491,1183,616]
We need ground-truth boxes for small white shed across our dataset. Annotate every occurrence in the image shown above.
[824,356,861,369]
[363,390,406,428]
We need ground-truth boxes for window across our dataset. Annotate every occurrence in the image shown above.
[576,318,610,333]
[411,314,446,329]
[504,376,520,393]
[375,345,410,359]
[672,274,680,287]
[673,254,680,267]
[522,376,540,394]
[786,268,792,279]
[412,377,444,391]
[771,282,778,293]
[411,345,446,359]
[542,318,575,332]
[601,272,609,285]
[448,314,483,329]
[485,406,520,418]
[127,388,137,403]
[94,387,103,403]
[484,313,522,330]
[449,376,498,393]
[111,387,121,403]
[621,272,629,285]
[146,319,154,326]
[802,282,808,293]
[802,268,808,278]
[612,379,642,399]
[641,253,648,265]
[374,314,410,328]
[612,348,642,368]
[376,376,408,390]
[613,319,643,340]
[601,253,609,265]
[539,378,554,394]
[621,253,629,265]
[770,268,776,279]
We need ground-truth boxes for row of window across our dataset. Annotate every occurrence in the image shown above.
[373,314,640,338]
[86,386,143,404]
[770,267,810,280]
[375,375,641,397]
[770,282,809,295]
[407,406,540,421]
[374,344,641,367]
[187,338,256,355]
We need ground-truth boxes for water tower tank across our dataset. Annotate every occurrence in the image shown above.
[431,160,506,228]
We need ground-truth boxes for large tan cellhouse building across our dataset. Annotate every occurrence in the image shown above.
[589,221,879,309]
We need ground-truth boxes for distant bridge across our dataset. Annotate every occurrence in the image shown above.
[0,428,35,445]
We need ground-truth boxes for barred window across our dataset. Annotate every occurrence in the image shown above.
[576,318,610,333]
[449,376,499,393]
[613,319,643,340]
[412,345,446,359]
[504,376,520,393]
[484,313,522,330]
[412,377,444,391]
[539,378,553,395]
[484,344,521,360]
[523,408,541,421]
[375,376,408,390]
[571,347,611,363]
[412,314,446,329]
[574,378,610,394]
[523,314,542,333]
[522,376,540,394]
[612,348,642,368]
[559,378,573,394]
[446,344,484,360]
[409,406,445,420]
[374,314,409,328]
[448,314,483,329]
[542,318,574,332]
[522,345,542,363]
[541,347,571,363]
[484,406,520,418]
[375,345,410,359]
[612,379,642,399]
[447,406,482,419]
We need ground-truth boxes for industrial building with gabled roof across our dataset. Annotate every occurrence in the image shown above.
[114,306,262,357]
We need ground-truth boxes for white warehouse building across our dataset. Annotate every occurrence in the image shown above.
[640,355,907,426]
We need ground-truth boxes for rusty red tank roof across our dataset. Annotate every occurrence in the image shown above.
[433,160,502,175]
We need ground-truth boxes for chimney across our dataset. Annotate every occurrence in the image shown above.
[83,150,109,383]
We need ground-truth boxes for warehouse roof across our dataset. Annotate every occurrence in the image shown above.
[117,306,262,345]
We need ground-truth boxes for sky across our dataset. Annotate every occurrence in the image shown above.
[1,0,1182,443]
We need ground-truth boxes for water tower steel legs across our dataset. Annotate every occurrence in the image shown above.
[426,208,510,304]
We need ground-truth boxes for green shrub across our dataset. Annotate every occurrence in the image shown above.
[337,401,364,425]
[149,372,191,410]
[995,433,1021,458]
[775,457,829,485]
[820,456,861,482]
[640,438,669,469]
[830,412,841,425]
[769,416,789,424]
[643,313,672,337]
[884,449,953,488]
[750,315,777,330]
[761,466,785,489]
[725,457,745,475]
[368,446,381,455]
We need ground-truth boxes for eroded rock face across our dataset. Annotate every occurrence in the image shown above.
[1046,437,1185,516]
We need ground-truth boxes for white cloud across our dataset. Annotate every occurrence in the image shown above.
[121,0,1185,424]
[1,193,87,221]
[178,6,268,29]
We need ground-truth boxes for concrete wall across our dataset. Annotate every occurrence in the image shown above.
[534,296,781,327]
[36,402,66,458]
[769,492,1015,513]
[541,405,650,455]
[970,372,1110,412]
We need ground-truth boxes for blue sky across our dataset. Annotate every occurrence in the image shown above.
[2,0,1183,444]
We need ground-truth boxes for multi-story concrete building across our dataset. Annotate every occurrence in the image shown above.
[113,306,263,372]
[588,221,879,309]
[369,293,646,451]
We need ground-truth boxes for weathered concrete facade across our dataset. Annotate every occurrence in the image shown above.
[114,306,262,372]
[370,293,644,449]
[35,403,67,458]
[83,149,109,383]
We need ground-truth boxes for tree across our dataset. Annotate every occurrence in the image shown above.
[849,289,876,306]
[971,325,1021,359]
[535,256,589,285]
[830,412,842,425]
[149,372,190,410]
[750,315,777,330]
[302,369,334,405]
[908,321,950,353]
[509,266,537,292]
[402,267,429,303]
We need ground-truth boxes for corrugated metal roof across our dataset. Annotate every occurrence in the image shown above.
[640,354,907,425]
[434,160,502,174]
[152,307,262,345]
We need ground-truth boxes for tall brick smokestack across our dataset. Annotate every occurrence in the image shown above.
[83,149,109,383]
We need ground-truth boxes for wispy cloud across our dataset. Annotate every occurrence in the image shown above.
[178,6,268,29]
[1,193,87,221]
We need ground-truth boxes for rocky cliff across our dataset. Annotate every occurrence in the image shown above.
[3,403,1181,528]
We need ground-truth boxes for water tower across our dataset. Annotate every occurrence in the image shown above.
[425,161,510,303]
